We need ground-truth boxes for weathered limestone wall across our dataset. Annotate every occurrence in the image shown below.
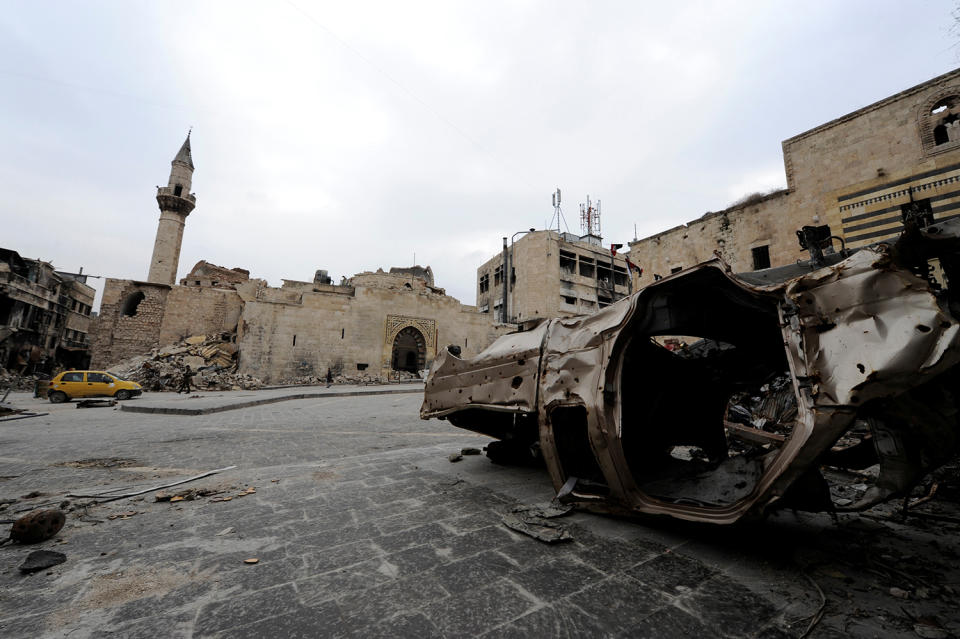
[90,279,170,368]
[238,279,510,383]
[158,286,243,345]
[91,280,244,368]
[629,68,960,280]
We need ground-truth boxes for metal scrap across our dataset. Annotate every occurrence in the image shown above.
[502,503,573,543]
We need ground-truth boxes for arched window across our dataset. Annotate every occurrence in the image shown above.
[173,184,183,196]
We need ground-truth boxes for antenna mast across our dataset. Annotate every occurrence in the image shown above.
[580,196,601,238]
[548,188,569,234]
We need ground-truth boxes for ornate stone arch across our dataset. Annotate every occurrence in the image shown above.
[381,315,437,376]
[918,87,960,155]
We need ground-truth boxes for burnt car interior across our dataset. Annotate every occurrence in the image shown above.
[611,268,791,507]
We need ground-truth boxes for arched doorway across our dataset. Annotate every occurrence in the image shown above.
[392,326,426,373]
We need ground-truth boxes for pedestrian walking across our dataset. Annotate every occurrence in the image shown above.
[178,365,195,394]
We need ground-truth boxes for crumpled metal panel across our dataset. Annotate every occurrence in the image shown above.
[421,218,960,524]
[421,321,548,418]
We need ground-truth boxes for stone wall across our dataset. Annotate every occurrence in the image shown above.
[629,68,960,281]
[90,280,170,368]
[237,276,510,383]
[91,279,243,368]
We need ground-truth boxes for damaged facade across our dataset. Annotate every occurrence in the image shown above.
[629,68,960,284]
[423,216,960,524]
[91,136,510,382]
[0,248,95,373]
[476,231,631,323]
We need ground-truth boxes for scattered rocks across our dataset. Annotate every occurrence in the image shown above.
[448,453,463,463]
[18,550,66,573]
[9,509,66,544]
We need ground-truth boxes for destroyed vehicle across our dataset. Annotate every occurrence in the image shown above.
[47,370,142,403]
[421,218,960,524]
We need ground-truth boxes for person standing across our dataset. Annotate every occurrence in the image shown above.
[325,368,333,388]
[178,365,195,394]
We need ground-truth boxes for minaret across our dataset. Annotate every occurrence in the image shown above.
[148,132,196,285]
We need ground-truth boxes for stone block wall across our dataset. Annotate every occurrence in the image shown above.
[629,68,960,280]
[90,279,170,368]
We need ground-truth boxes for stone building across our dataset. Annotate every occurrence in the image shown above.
[628,68,960,282]
[476,230,630,323]
[91,135,509,382]
[0,248,95,373]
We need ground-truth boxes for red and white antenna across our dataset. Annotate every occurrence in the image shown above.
[580,196,601,237]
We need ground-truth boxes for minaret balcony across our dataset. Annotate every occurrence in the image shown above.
[156,186,197,215]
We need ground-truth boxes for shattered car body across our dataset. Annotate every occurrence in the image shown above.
[421,219,960,524]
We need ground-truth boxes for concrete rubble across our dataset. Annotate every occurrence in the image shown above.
[107,332,264,391]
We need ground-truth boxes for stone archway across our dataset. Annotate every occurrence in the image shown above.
[391,326,426,373]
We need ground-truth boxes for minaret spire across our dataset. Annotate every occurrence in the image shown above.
[147,132,197,285]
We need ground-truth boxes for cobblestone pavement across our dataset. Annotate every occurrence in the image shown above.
[0,391,958,637]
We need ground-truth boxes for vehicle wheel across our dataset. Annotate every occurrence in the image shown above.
[49,391,67,404]
[115,390,131,401]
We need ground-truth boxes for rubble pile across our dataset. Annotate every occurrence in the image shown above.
[277,368,424,386]
[0,366,45,391]
[108,333,264,392]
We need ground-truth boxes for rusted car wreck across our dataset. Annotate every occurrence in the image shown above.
[421,218,960,524]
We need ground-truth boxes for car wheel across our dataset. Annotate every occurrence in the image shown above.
[49,391,67,404]
[115,390,131,401]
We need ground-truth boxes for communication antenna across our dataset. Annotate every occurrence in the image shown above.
[580,195,601,238]
[548,188,570,233]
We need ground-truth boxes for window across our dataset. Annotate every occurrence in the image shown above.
[613,265,629,287]
[559,250,577,274]
[561,295,577,306]
[357,363,368,371]
[479,303,489,313]
[494,265,503,286]
[479,273,489,293]
[174,184,183,196]
[751,245,771,270]
[579,256,595,278]
[87,373,112,383]
[901,198,935,227]
[62,372,83,382]
[670,266,682,274]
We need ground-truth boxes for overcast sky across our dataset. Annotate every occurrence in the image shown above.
[3,1,959,308]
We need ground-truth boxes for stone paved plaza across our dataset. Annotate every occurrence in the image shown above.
[0,388,958,638]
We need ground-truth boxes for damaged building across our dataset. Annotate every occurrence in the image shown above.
[90,134,511,382]
[476,206,632,323]
[0,248,95,373]
[629,68,960,283]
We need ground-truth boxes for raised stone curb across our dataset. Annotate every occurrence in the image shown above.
[120,386,423,416]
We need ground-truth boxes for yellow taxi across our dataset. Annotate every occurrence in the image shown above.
[47,370,142,403]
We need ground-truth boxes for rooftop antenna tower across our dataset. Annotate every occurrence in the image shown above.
[580,195,601,239]
[548,188,570,233]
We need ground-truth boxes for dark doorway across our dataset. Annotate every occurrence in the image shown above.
[391,326,426,373]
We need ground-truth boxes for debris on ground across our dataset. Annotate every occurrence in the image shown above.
[18,550,67,573]
[155,487,226,502]
[106,511,139,520]
[57,458,137,469]
[76,399,117,409]
[6,509,66,544]
[216,527,234,536]
[243,558,259,564]
[68,465,237,503]
[501,503,573,543]
[448,453,463,463]
[106,333,262,392]
[461,447,482,456]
